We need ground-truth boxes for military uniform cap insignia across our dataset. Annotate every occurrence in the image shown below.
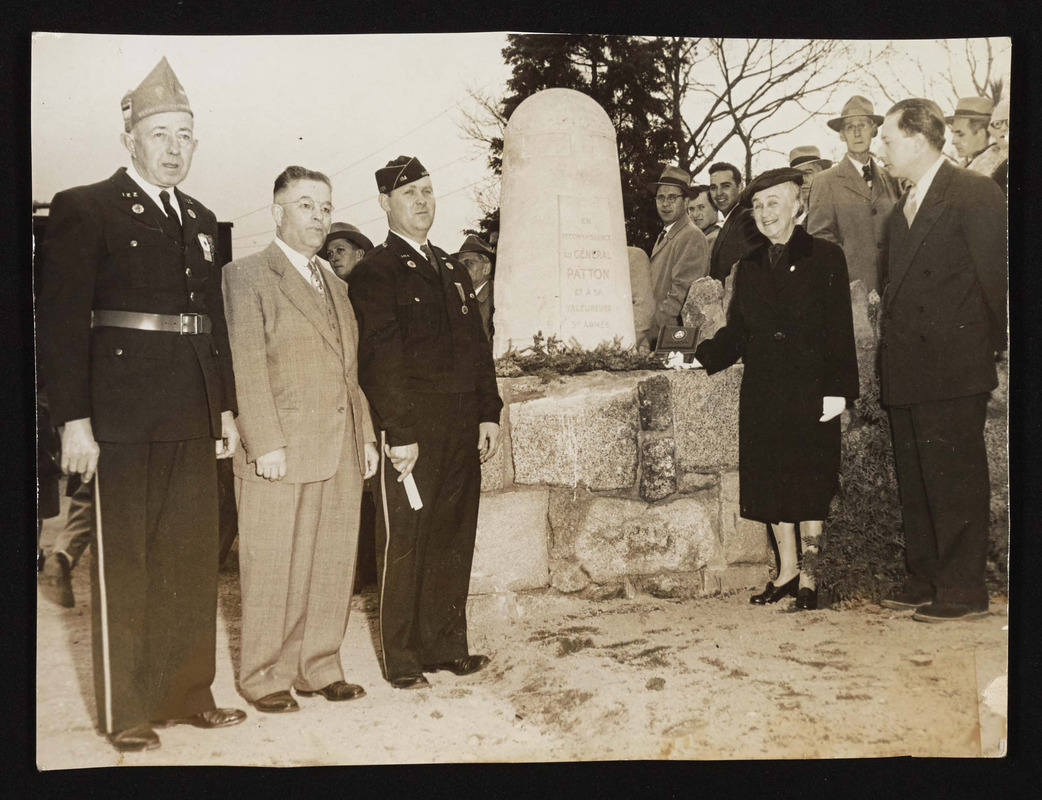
[131,203,145,214]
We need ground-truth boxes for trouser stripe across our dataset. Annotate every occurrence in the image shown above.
[377,430,391,677]
[93,473,114,734]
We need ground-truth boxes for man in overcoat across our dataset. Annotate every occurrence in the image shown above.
[223,166,378,712]
[806,96,901,296]
[646,165,709,347]
[35,57,245,751]
[707,162,762,283]
[877,99,1007,622]
[453,234,496,343]
[348,156,503,690]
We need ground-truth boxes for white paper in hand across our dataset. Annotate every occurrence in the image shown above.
[403,473,423,510]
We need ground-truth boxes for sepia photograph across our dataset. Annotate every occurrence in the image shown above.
[32,29,1010,768]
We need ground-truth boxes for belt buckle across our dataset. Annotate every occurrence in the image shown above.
[179,313,201,335]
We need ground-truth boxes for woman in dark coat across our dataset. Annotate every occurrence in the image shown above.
[693,168,859,609]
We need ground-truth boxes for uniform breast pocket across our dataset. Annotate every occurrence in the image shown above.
[105,227,171,289]
[396,287,444,338]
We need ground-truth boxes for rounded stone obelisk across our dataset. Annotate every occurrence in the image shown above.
[493,89,635,357]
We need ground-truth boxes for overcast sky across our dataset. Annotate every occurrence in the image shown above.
[31,32,514,257]
[32,34,1008,259]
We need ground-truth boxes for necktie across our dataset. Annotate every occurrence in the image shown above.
[903,185,918,227]
[861,162,873,187]
[655,229,667,249]
[421,243,439,275]
[306,257,325,294]
[159,189,182,240]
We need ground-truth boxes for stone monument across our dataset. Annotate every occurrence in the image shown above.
[493,89,635,357]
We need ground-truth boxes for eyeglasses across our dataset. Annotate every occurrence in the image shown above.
[988,119,1009,132]
[278,197,334,216]
[655,194,685,205]
[843,122,872,135]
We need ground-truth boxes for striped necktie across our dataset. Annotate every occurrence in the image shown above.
[903,186,918,227]
[307,257,325,294]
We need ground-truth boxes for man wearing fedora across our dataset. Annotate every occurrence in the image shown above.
[325,222,374,281]
[645,165,710,348]
[947,96,1007,192]
[454,234,496,343]
[807,95,901,296]
[686,184,722,249]
[36,57,246,752]
[788,146,833,228]
[876,98,1006,622]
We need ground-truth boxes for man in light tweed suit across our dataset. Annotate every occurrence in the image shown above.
[222,166,379,714]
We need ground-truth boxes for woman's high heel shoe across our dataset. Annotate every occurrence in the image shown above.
[750,574,800,605]
[795,586,818,610]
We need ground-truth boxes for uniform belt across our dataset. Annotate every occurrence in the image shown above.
[91,309,212,335]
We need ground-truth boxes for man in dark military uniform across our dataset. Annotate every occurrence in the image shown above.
[36,57,245,752]
[348,156,503,690]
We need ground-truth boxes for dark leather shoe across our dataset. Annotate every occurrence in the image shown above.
[880,589,933,611]
[750,574,799,605]
[389,674,431,690]
[109,725,160,752]
[296,681,366,701]
[153,708,247,728]
[39,551,75,608]
[794,587,818,610]
[913,602,989,623]
[422,655,491,676]
[252,690,299,713]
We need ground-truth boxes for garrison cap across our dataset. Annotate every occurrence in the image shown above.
[376,156,430,194]
[121,57,192,133]
[740,167,805,208]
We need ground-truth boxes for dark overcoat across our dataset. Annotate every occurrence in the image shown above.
[696,225,860,522]
[880,159,1007,406]
[708,206,763,283]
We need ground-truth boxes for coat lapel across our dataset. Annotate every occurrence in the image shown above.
[108,168,166,234]
[387,233,439,283]
[268,243,343,356]
[837,157,871,200]
[887,160,953,298]
[176,188,202,250]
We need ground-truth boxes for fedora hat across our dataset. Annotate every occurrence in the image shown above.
[788,145,832,171]
[324,222,374,254]
[944,96,994,125]
[454,234,495,259]
[827,96,884,132]
[647,165,692,194]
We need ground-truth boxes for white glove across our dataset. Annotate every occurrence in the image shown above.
[819,396,846,422]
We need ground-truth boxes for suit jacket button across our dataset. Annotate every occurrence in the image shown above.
[130,240,138,247]
[185,268,192,277]
[338,407,345,413]
[773,331,784,341]
[415,297,421,302]
[189,292,196,301]
[115,348,123,355]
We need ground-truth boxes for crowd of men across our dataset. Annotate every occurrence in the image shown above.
[645,93,1007,626]
[35,56,1007,754]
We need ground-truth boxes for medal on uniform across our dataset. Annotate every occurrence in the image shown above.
[454,282,469,314]
[198,233,214,262]
[131,203,145,214]
[406,260,417,268]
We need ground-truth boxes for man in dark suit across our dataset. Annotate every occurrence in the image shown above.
[36,58,246,751]
[707,162,762,283]
[877,98,1007,622]
[806,96,901,296]
[349,156,503,690]
[453,234,496,343]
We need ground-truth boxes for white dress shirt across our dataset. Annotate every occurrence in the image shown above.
[127,164,182,224]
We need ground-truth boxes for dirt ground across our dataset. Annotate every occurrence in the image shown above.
[36,519,1007,767]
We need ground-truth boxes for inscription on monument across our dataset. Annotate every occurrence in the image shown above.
[559,195,615,334]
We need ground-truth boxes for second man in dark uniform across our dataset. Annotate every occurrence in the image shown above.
[348,156,503,690]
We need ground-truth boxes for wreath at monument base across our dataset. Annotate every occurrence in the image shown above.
[495,332,666,382]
